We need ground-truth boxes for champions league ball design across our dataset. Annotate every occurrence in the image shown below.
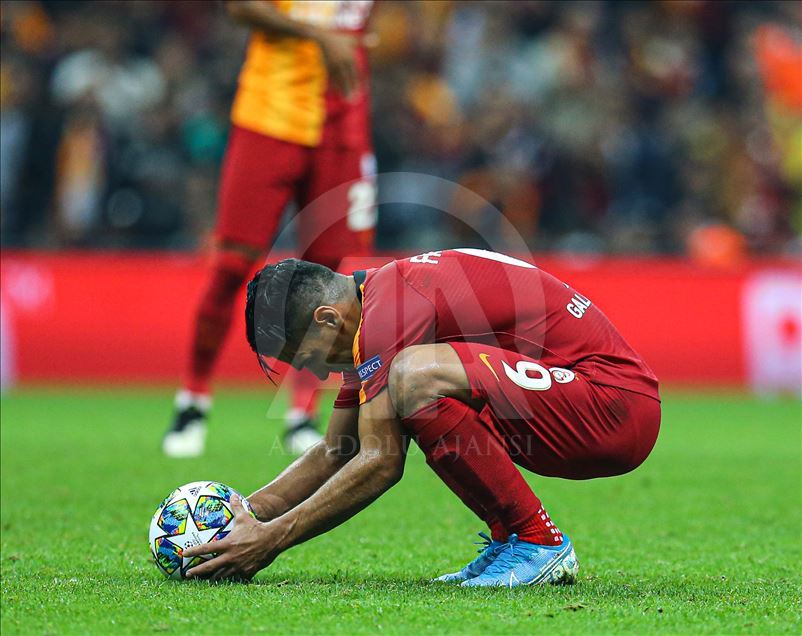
[148,481,254,579]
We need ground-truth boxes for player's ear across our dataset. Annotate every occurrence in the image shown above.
[313,306,340,328]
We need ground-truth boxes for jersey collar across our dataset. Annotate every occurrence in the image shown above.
[353,270,367,304]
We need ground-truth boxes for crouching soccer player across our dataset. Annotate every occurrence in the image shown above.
[183,249,661,587]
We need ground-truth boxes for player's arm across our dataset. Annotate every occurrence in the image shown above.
[224,1,360,97]
[270,389,406,548]
[184,389,405,580]
[246,406,360,521]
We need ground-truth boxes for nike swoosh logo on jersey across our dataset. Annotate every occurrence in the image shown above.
[478,353,500,381]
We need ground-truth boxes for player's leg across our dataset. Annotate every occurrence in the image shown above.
[389,342,659,586]
[418,413,509,582]
[164,127,304,457]
[450,343,659,586]
[389,345,566,544]
[384,346,509,579]
[445,342,662,481]
[388,345,576,586]
[287,146,375,447]
[164,242,263,458]
[416,401,527,583]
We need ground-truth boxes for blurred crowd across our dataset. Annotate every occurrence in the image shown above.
[1,0,800,259]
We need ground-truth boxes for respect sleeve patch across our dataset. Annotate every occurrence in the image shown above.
[357,355,382,381]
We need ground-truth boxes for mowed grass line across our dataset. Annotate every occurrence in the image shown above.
[1,388,800,634]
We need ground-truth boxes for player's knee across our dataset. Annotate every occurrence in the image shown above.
[388,345,448,419]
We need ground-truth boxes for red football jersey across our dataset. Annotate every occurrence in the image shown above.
[334,249,660,408]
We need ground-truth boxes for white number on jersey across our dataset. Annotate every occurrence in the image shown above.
[346,180,376,231]
[502,360,553,391]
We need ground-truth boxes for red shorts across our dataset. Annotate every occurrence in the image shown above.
[215,125,374,267]
[448,342,661,480]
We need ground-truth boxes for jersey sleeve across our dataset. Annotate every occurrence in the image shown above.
[354,264,436,405]
[333,371,362,409]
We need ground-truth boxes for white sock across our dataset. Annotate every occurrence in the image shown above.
[284,407,313,429]
[175,389,212,413]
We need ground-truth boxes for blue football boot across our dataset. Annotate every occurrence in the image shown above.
[433,532,508,583]
[461,534,579,588]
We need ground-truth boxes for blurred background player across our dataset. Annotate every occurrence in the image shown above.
[163,0,376,458]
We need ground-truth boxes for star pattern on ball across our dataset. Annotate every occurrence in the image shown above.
[175,505,222,576]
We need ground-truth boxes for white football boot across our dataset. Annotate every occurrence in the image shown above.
[283,408,323,455]
[162,390,210,458]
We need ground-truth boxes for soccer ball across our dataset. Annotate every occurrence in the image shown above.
[148,481,254,580]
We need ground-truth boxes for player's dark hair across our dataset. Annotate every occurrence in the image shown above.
[245,258,337,382]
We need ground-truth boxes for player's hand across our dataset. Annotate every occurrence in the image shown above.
[316,31,360,99]
[184,494,283,582]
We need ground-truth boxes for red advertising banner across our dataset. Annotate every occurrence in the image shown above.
[1,251,799,391]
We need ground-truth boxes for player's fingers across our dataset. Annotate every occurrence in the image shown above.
[230,493,244,514]
[341,60,358,99]
[184,539,229,559]
[230,494,252,521]
[331,65,351,99]
[362,32,379,49]
[348,60,360,95]
[210,565,236,583]
[186,554,227,580]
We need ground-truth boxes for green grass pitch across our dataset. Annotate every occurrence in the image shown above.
[1,387,800,634]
